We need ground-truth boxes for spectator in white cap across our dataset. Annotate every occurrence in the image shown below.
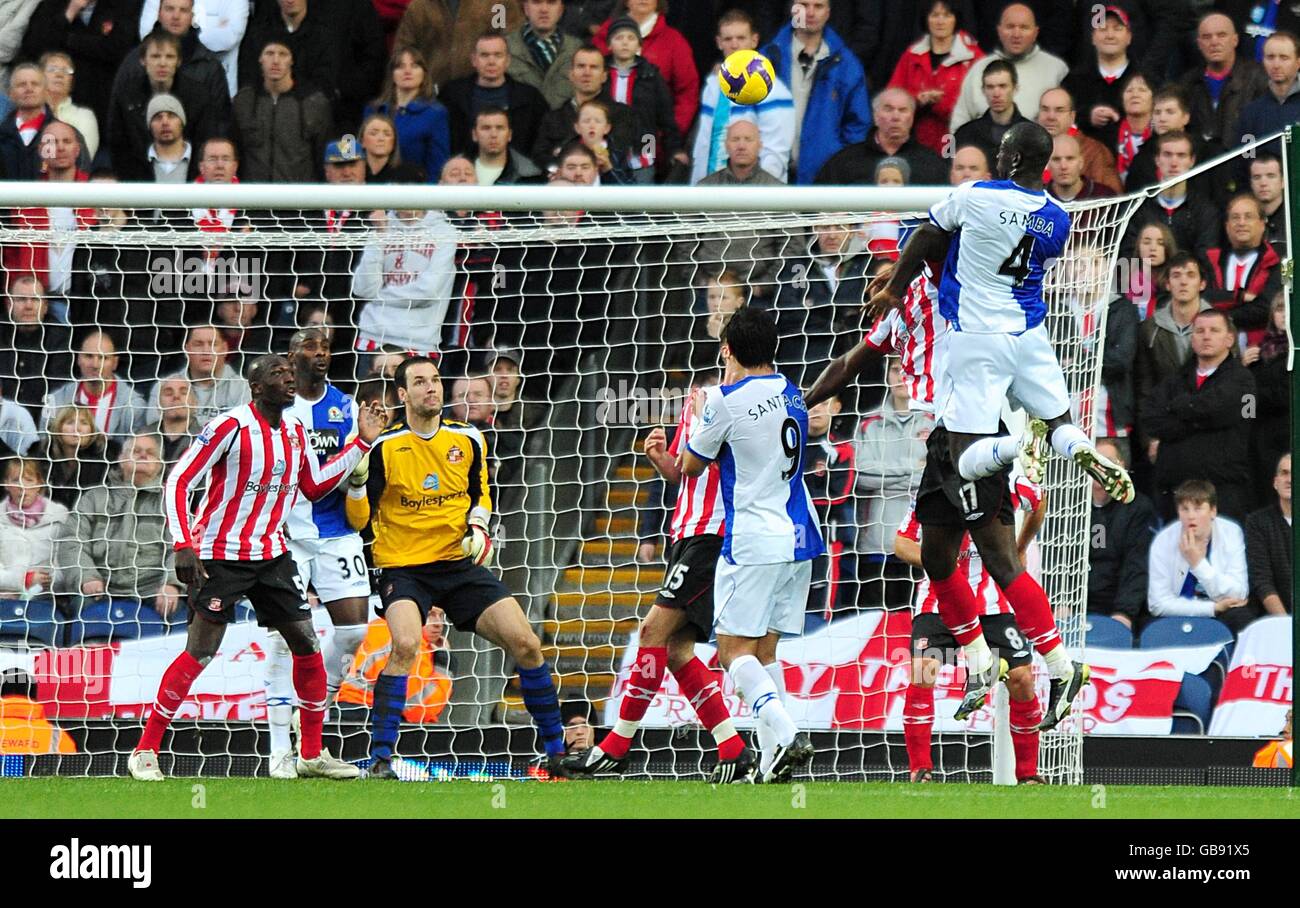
[146,92,195,182]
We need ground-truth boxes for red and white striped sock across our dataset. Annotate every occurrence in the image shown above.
[903,683,935,773]
[1009,695,1043,781]
[293,652,328,760]
[674,656,744,761]
[598,646,667,760]
[137,652,204,753]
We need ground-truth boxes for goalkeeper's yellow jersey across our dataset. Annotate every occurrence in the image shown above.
[346,419,492,568]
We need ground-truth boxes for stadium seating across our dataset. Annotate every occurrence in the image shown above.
[1171,672,1214,735]
[1139,617,1235,651]
[1140,617,1235,700]
[0,599,60,648]
[1084,615,1133,649]
[68,600,181,645]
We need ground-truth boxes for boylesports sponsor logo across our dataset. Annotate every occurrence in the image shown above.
[246,480,299,495]
[400,489,467,509]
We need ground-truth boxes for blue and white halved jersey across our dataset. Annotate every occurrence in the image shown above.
[929,179,1071,335]
[285,384,358,540]
[686,373,825,566]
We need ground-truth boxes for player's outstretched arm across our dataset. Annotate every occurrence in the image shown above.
[865,224,951,319]
[806,340,881,409]
[300,402,386,502]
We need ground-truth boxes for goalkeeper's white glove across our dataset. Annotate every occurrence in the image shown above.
[462,509,494,567]
[349,451,370,488]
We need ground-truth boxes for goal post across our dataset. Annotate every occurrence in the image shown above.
[0,175,1147,784]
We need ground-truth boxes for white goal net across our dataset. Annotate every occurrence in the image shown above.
[0,181,1143,784]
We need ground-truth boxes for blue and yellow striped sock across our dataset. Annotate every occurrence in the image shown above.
[517,663,565,757]
[370,673,406,761]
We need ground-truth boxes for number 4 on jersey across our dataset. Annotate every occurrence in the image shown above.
[998,236,1034,287]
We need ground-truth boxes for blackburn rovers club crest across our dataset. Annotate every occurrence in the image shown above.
[328,406,345,422]
[339,134,358,158]
[423,473,440,491]
[446,445,464,464]
[271,459,286,476]
[207,598,223,613]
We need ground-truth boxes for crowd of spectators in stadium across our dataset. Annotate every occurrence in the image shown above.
[0,0,1294,651]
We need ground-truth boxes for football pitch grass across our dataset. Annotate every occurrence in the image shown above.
[2,778,1297,819]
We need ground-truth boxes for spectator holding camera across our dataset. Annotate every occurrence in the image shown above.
[53,430,183,618]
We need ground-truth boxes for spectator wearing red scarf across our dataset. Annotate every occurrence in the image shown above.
[1203,194,1281,348]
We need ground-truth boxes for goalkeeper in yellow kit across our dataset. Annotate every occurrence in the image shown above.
[346,356,569,778]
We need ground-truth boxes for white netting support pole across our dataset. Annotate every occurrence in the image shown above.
[991,683,1015,785]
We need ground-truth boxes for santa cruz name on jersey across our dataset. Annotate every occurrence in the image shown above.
[686,374,824,565]
[285,385,358,540]
[929,179,1071,334]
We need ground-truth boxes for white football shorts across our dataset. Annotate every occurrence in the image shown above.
[713,559,812,638]
[287,534,371,603]
[938,324,1071,434]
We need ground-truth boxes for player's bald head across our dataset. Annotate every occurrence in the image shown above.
[998,121,1054,179]
[248,354,288,387]
[289,327,328,352]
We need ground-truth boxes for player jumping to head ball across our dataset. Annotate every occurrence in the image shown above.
[865,122,1131,729]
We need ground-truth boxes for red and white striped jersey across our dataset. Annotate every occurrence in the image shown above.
[166,404,370,561]
[896,504,1009,617]
[863,264,949,411]
[665,397,725,542]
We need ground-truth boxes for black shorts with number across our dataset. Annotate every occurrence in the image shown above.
[915,424,1015,530]
[910,612,1033,670]
[654,534,723,642]
[375,557,511,633]
[190,553,310,627]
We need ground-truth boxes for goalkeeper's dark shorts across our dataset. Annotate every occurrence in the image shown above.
[911,612,1033,670]
[375,558,511,633]
[653,534,723,642]
[915,425,1015,530]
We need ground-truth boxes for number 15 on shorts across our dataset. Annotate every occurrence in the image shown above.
[659,563,689,600]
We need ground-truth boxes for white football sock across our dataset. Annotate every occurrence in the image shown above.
[1041,643,1072,680]
[324,622,368,704]
[729,654,797,749]
[1048,423,1092,461]
[957,434,1022,481]
[265,631,294,755]
[757,661,787,773]
[963,635,995,677]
